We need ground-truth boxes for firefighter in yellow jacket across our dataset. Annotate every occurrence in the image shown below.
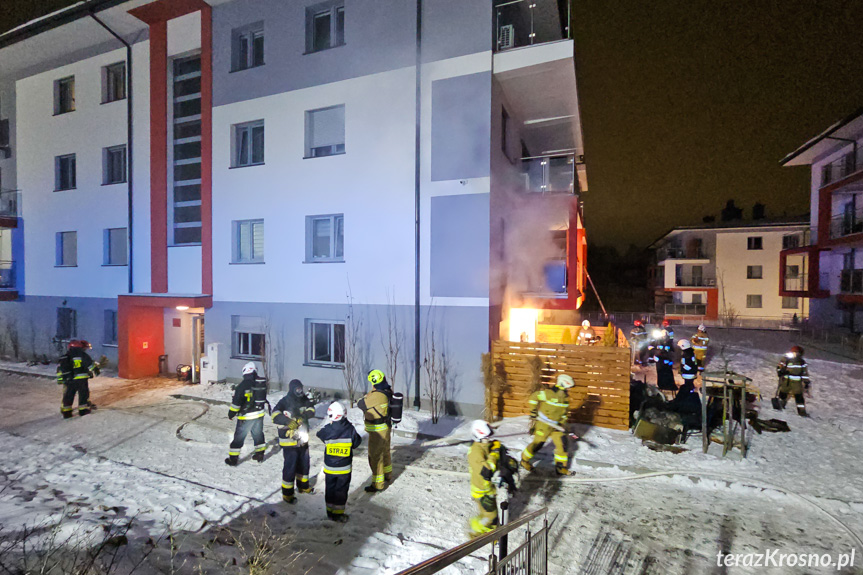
[357,369,393,492]
[521,374,574,475]
[468,420,502,536]
[690,324,710,372]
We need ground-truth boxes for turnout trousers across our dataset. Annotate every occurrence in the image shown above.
[228,417,265,458]
[61,380,91,416]
[470,491,498,535]
[522,422,568,467]
[325,472,352,517]
[281,445,311,497]
[367,427,392,488]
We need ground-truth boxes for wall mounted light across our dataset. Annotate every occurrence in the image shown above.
[176,305,189,311]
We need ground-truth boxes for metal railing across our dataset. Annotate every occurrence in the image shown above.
[675,276,715,287]
[494,0,571,52]
[781,229,811,250]
[655,247,709,260]
[664,303,706,316]
[800,325,863,359]
[0,261,15,289]
[395,508,548,575]
[488,514,548,575]
[830,209,863,239]
[521,153,575,194]
[840,269,863,295]
[820,146,863,188]
[0,189,19,218]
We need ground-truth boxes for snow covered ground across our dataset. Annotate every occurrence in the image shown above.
[0,330,862,574]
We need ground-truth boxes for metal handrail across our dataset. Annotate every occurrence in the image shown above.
[394,507,548,575]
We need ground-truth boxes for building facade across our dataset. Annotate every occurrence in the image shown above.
[649,221,809,325]
[0,0,587,414]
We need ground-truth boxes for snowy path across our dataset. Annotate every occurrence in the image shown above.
[1,347,862,574]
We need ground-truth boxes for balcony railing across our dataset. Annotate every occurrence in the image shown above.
[676,275,716,288]
[520,154,575,194]
[840,269,863,295]
[0,261,15,289]
[783,275,807,292]
[665,303,706,316]
[830,209,863,240]
[0,189,19,218]
[821,147,863,188]
[494,0,571,52]
[656,247,709,260]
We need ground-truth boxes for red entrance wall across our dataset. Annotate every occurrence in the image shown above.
[118,301,164,379]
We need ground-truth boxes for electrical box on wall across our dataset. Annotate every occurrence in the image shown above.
[200,342,228,384]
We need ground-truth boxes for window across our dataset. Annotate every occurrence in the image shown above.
[782,296,799,309]
[782,234,801,250]
[104,228,127,266]
[306,214,344,262]
[746,265,763,279]
[307,2,345,53]
[232,23,264,71]
[104,310,118,345]
[786,265,800,279]
[232,316,264,359]
[232,120,265,167]
[56,231,77,266]
[102,62,126,103]
[746,294,762,309]
[305,105,345,158]
[56,308,77,340]
[501,107,509,155]
[55,154,76,190]
[172,55,202,245]
[747,236,763,250]
[232,219,264,263]
[691,294,703,305]
[103,145,127,184]
[305,319,345,366]
[54,76,75,114]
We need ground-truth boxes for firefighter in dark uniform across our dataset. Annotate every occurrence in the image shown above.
[358,369,393,492]
[316,401,363,522]
[653,330,677,392]
[226,362,268,466]
[272,379,316,503]
[57,340,100,418]
[777,345,811,416]
[678,339,698,384]
[630,320,648,365]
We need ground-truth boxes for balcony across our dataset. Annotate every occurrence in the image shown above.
[494,0,571,53]
[840,269,863,295]
[655,247,710,261]
[0,261,17,300]
[830,209,863,241]
[665,303,706,316]
[520,154,576,194]
[675,275,716,288]
[0,189,19,228]
[820,147,863,188]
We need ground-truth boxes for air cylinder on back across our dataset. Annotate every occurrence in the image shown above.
[389,392,404,425]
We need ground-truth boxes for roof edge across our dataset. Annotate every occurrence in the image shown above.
[0,0,132,50]
[780,107,863,166]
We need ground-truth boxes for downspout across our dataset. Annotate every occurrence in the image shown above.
[413,0,423,409]
[90,13,133,294]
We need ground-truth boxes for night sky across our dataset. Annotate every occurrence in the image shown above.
[3,0,863,249]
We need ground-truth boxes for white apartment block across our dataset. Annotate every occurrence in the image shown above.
[0,0,589,414]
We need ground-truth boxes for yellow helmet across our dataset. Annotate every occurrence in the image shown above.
[368,369,386,385]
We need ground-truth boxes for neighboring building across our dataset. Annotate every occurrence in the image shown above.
[780,109,863,332]
[0,0,587,415]
[649,220,809,324]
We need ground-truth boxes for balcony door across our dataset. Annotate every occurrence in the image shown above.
[691,265,703,286]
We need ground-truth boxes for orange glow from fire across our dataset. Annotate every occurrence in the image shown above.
[508,308,540,342]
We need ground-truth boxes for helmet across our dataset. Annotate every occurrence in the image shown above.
[471,420,493,441]
[634,320,642,327]
[80,340,92,349]
[678,339,691,350]
[67,340,85,350]
[698,324,707,332]
[242,362,257,375]
[327,402,346,422]
[556,374,575,389]
[289,379,304,396]
[662,320,671,328]
[582,320,591,329]
[790,345,804,356]
[368,369,386,385]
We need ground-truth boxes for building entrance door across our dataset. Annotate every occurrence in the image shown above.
[192,315,205,383]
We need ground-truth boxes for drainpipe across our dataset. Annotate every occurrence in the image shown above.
[413,0,423,409]
[90,13,133,294]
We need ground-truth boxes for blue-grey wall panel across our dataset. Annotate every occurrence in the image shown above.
[422,0,492,63]
[430,193,489,298]
[430,72,491,181]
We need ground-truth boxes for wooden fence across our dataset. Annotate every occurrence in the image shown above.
[490,340,631,431]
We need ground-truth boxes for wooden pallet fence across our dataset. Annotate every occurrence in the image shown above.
[491,340,630,431]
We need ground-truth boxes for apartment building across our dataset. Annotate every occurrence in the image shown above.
[649,220,809,324]
[780,108,863,332]
[0,0,587,414]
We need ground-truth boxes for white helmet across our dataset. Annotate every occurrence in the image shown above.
[678,339,691,350]
[242,362,257,375]
[582,320,591,329]
[698,324,707,332]
[556,374,575,389]
[327,401,346,422]
[471,420,493,441]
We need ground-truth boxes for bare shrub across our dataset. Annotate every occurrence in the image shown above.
[377,289,404,404]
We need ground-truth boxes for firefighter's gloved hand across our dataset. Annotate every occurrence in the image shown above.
[528,419,536,435]
[305,390,316,401]
[228,411,236,420]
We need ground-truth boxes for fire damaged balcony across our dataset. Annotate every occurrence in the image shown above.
[520,153,577,194]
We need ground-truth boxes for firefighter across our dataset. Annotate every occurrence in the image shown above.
[662,319,674,340]
[679,339,698,384]
[357,369,393,492]
[226,362,268,466]
[272,379,316,503]
[777,346,811,417]
[577,320,596,346]
[521,374,574,475]
[654,330,677,392]
[316,401,363,522]
[690,325,709,372]
[57,340,100,418]
[630,320,648,365]
[468,420,501,537]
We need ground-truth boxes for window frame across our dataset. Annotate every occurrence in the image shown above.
[56,308,77,341]
[746,236,763,250]
[104,227,128,266]
[306,2,345,53]
[102,62,127,104]
[232,219,265,264]
[746,294,763,309]
[55,231,78,267]
[54,76,75,115]
[305,214,345,263]
[746,265,763,279]
[304,319,345,368]
[232,23,265,72]
[103,145,127,185]
[231,120,265,168]
[781,296,799,310]
[103,309,119,346]
[55,154,76,191]
[304,104,346,159]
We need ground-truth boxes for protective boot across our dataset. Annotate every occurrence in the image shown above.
[62,411,74,420]
[327,512,349,523]
[224,455,239,467]
[79,407,91,417]
[520,459,534,472]
[283,494,297,504]
[797,406,808,417]
[297,486,314,494]
[384,473,393,483]
[364,483,386,493]
[252,451,265,463]
[555,465,572,476]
